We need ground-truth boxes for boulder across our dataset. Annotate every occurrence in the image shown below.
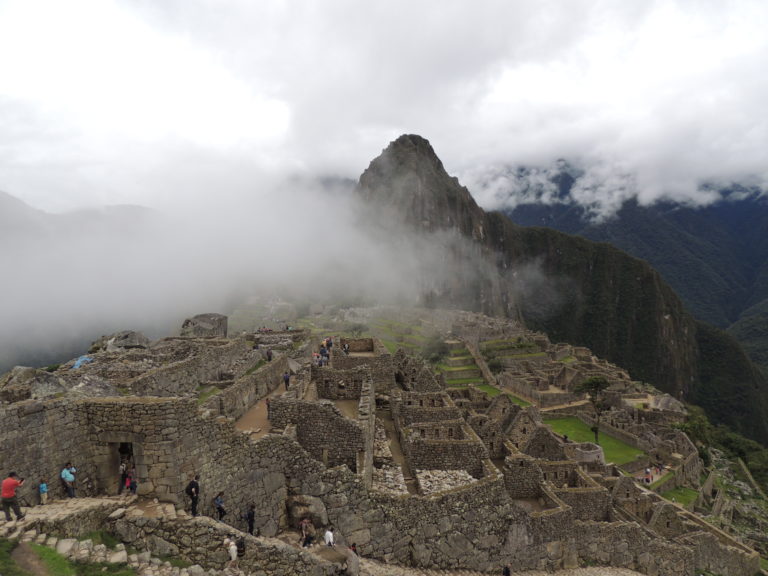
[180,314,228,338]
[0,366,66,402]
[91,330,150,352]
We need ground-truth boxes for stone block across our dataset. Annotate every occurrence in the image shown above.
[56,538,78,556]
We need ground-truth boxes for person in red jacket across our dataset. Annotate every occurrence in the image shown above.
[1,472,26,521]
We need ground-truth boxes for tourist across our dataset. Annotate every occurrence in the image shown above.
[1,472,25,521]
[129,468,138,495]
[223,536,238,570]
[60,462,76,498]
[343,343,350,355]
[246,503,256,535]
[118,460,128,495]
[267,349,273,362]
[283,371,290,390]
[349,542,357,555]
[301,518,316,547]
[324,526,335,547]
[214,491,227,520]
[502,565,511,576]
[38,478,48,505]
[185,475,200,516]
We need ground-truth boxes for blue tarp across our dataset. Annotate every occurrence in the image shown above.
[71,355,94,370]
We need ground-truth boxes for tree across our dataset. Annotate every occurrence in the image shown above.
[574,376,611,444]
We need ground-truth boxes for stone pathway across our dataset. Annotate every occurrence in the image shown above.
[359,563,644,576]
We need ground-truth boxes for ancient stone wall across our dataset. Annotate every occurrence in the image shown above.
[502,450,543,499]
[401,421,489,478]
[110,514,340,576]
[313,365,368,400]
[129,339,251,397]
[203,356,287,419]
[270,399,366,472]
[0,398,99,500]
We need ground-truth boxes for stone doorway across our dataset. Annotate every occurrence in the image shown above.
[93,434,146,496]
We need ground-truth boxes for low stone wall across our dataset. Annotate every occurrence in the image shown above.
[203,356,287,419]
[110,513,341,576]
[129,338,251,396]
[29,498,128,538]
[313,365,368,400]
[402,421,489,478]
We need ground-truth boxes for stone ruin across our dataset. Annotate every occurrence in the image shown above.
[0,310,761,576]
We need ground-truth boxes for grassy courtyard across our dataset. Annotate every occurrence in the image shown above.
[661,486,699,507]
[544,416,644,465]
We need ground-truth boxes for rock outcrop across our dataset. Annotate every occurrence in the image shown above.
[180,314,228,338]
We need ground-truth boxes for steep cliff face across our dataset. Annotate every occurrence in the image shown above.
[357,135,768,443]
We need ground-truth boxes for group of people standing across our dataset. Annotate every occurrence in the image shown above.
[118,460,138,495]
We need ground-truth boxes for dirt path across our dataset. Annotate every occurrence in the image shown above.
[11,541,49,576]
[235,388,284,440]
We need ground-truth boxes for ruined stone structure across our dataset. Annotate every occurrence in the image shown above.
[0,313,760,576]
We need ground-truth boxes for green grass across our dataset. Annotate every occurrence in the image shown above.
[29,543,136,576]
[507,394,531,407]
[30,543,76,576]
[760,557,768,571]
[436,363,479,372]
[196,386,221,404]
[478,384,502,397]
[661,486,699,507]
[444,377,485,385]
[0,539,28,576]
[543,417,644,465]
[650,470,675,489]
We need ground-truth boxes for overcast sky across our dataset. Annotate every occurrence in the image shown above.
[1,0,767,215]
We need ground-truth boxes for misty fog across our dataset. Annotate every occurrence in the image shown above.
[0,175,501,372]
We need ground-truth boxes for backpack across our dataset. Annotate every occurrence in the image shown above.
[185,482,195,497]
[236,538,246,557]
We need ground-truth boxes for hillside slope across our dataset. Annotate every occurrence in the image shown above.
[357,135,768,443]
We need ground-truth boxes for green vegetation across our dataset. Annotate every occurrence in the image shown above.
[445,377,484,386]
[477,384,502,397]
[196,385,221,405]
[80,531,120,548]
[28,543,136,576]
[31,543,76,576]
[573,376,611,444]
[507,394,531,407]
[544,416,644,465]
[679,405,768,493]
[0,539,28,576]
[43,364,61,372]
[421,335,450,363]
[661,485,698,507]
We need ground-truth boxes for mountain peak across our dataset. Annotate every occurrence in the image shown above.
[357,134,485,235]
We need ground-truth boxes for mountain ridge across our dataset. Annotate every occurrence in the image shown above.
[357,134,768,444]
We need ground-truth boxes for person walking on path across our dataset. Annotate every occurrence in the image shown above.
[2,472,26,521]
[214,491,227,520]
[38,478,48,505]
[186,475,200,516]
[324,526,335,547]
[283,371,290,390]
[223,536,238,570]
[60,462,76,498]
[246,503,256,535]
[118,461,128,495]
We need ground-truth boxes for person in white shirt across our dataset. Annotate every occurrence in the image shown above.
[324,527,335,547]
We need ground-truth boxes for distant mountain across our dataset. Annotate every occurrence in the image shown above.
[497,173,768,373]
[357,135,768,444]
